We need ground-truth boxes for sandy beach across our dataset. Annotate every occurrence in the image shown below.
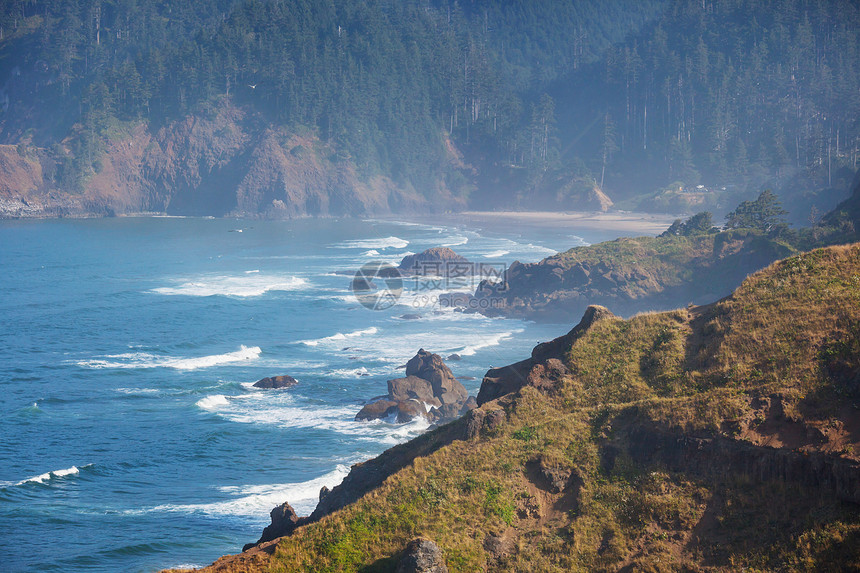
[384,210,678,237]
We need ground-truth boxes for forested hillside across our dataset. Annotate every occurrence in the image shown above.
[0,0,857,219]
[541,0,860,221]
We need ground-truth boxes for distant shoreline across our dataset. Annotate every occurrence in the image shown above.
[1,206,678,237]
[382,210,678,236]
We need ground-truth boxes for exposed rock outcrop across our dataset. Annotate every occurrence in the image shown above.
[406,349,468,406]
[610,417,860,505]
[396,538,449,573]
[355,399,400,421]
[252,375,298,389]
[472,233,797,322]
[398,248,471,276]
[356,349,472,425]
[477,305,615,405]
[242,502,306,551]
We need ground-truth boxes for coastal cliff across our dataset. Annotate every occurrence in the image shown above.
[0,105,458,219]
[172,242,860,572]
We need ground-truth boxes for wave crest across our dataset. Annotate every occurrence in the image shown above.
[8,464,93,487]
[143,465,351,520]
[336,236,409,250]
[151,274,307,297]
[76,345,261,371]
[299,327,378,347]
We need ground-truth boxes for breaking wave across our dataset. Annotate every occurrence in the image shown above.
[76,346,261,370]
[143,465,351,521]
[150,274,307,297]
[299,327,378,347]
[336,236,409,250]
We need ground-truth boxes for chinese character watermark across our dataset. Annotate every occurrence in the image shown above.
[352,261,507,311]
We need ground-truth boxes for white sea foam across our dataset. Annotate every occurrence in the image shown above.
[150,274,307,297]
[440,235,469,247]
[483,250,510,258]
[14,464,91,486]
[199,394,363,434]
[146,465,351,521]
[377,416,431,445]
[460,331,516,356]
[193,387,432,447]
[336,236,409,250]
[361,219,445,232]
[115,387,161,395]
[361,249,381,257]
[300,327,378,347]
[77,346,261,370]
[523,243,558,256]
[196,395,231,410]
[328,366,370,378]
[298,321,521,366]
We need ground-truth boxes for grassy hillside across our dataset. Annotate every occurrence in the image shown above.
[181,242,860,572]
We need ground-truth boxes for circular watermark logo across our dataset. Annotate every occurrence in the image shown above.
[351,261,403,310]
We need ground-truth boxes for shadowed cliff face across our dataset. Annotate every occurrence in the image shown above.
[0,105,460,219]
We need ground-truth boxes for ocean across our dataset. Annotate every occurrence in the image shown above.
[0,216,619,572]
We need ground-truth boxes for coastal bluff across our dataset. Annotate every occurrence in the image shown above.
[164,242,860,573]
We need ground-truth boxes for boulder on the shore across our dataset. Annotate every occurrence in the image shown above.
[396,537,449,573]
[356,349,473,425]
[253,374,298,389]
[398,247,471,276]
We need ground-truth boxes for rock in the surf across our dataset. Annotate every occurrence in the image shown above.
[355,349,473,424]
[356,399,399,421]
[253,374,298,389]
[398,247,471,276]
[388,375,442,407]
[406,349,468,406]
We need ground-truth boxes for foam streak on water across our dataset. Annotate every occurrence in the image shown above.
[151,274,307,297]
[145,465,351,521]
[299,327,378,347]
[76,346,262,370]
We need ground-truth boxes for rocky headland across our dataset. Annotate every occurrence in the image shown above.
[467,174,860,323]
[168,241,860,573]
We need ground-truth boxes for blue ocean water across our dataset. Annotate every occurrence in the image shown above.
[0,216,612,572]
